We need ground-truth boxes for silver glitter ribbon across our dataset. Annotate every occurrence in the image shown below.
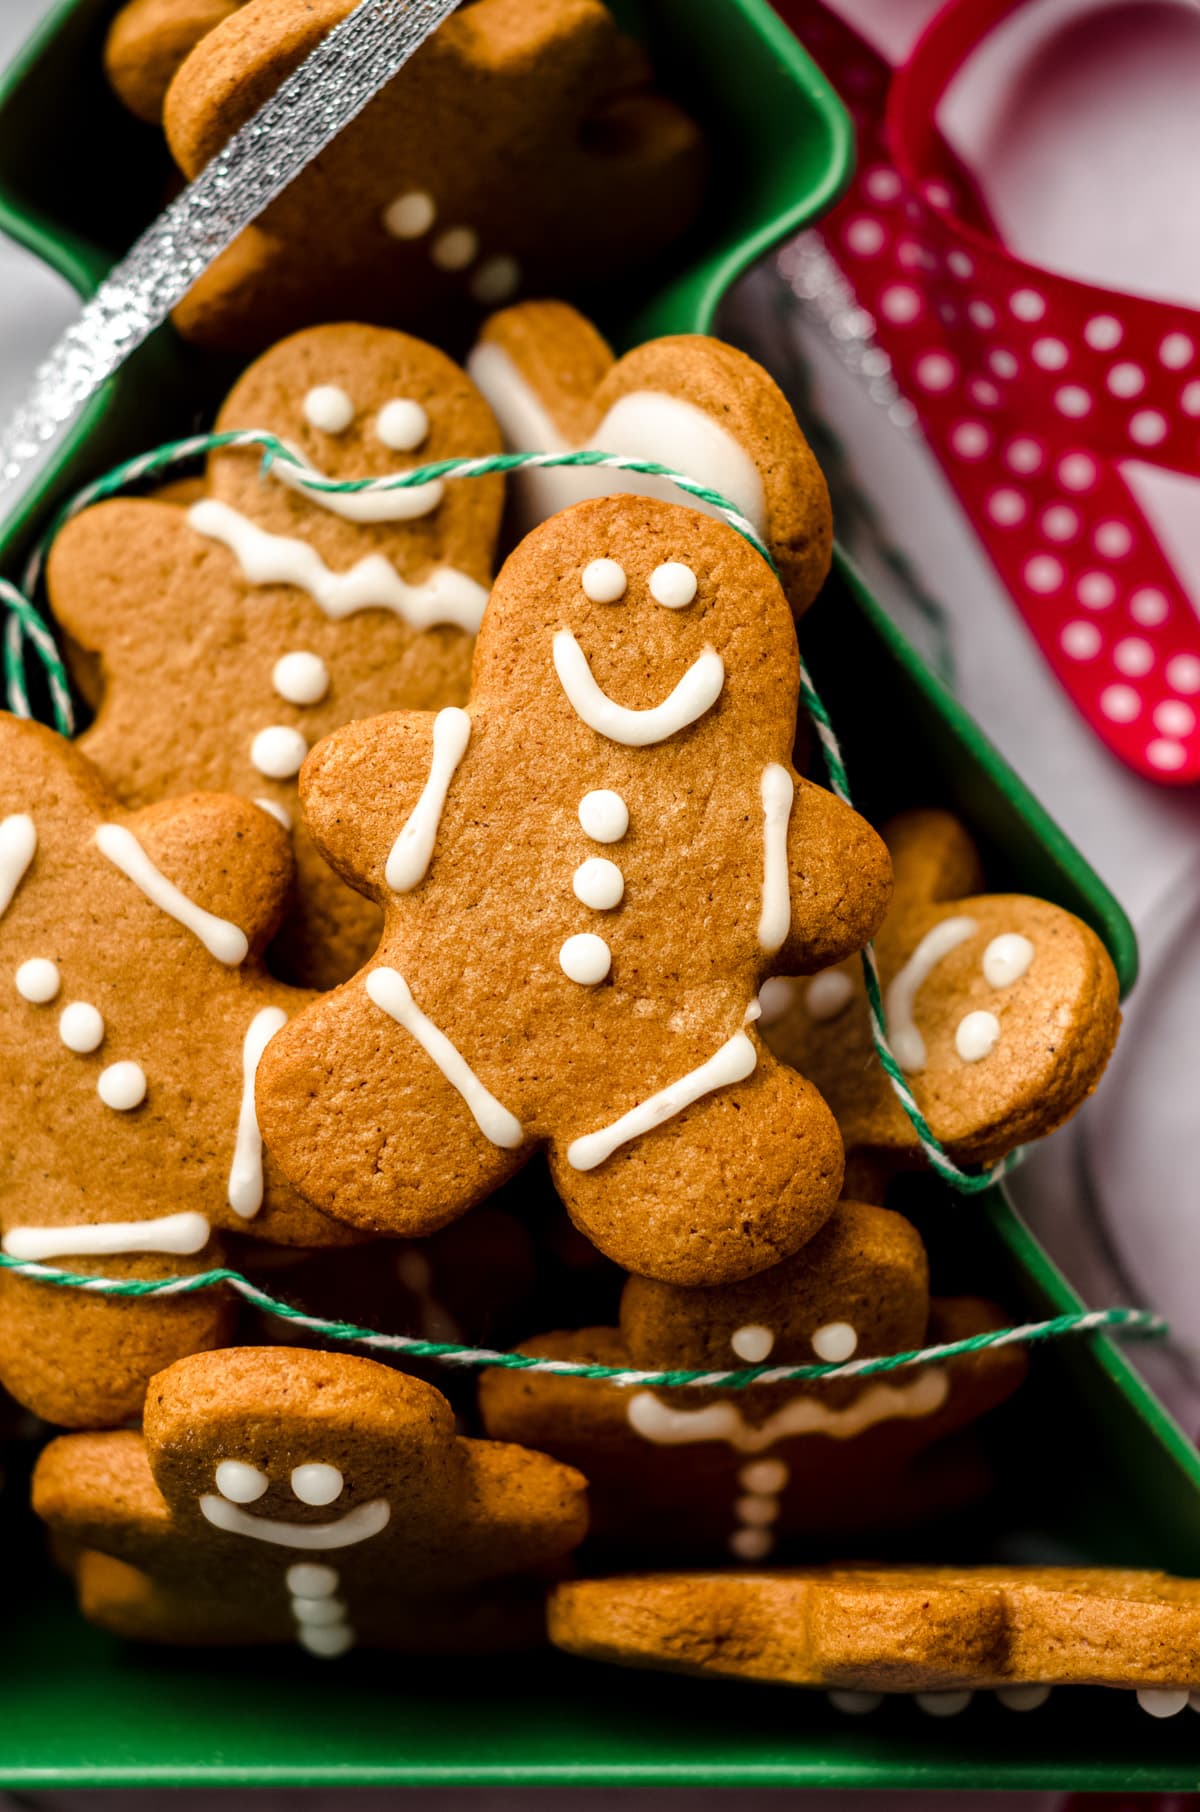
[0,0,462,491]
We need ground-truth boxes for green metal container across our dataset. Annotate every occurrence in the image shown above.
[0,0,1192,1788]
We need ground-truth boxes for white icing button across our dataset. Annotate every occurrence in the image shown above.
[734,1494,780,1527]
[739,1458,788,1495]
[59,1001,104,1053]
[299,1622,355,1658]
[291,1595,349,1627]
[649,561,698,608]
[382,190,436,238]
[578,789,628,844]
[559,933,611,986]
[806,969,855,1021]
[470,254,521,305]
[252,726,308,780]
[582,559,627,603]
[730,1324,775,1363]
[1138,1688,1190,1719]
[376,399,429,452]
[982,932,1035,987]
[215,1460,269,1504]
[15,957,60,1003]
[915,1691,973,1717]
[573,858,624,911]
[755,978,796,1026]
[996,1685,1052,1711]
[811,1321,858,1363]
[303,386,354,435]
[287,1562,339,1598]
[255,797,293,831]
[828,1691,884,1715]
[431,226,478,271]
[728,1527,774,1561]
[955,1009,1001,1062]
[97,1061,147,1112]
[291,1462,344,1507]
[273,651,329,707]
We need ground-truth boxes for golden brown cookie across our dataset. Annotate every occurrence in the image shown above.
[469,301,832,618]
[549,1566,1200,1707]
[104,0,244,123]
[257,495,893,1285]
[0,715,348,1428]
[479,1200,1026,1560]
[162,0,707,350]
[34,1346,588,1653]
[47,321,504,987]
[761,809,1121,1177]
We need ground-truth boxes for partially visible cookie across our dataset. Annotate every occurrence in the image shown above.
[105,0,244,124]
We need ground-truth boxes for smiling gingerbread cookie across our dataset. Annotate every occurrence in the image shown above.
[34,1346,589,1653]
[256,496,892,1285]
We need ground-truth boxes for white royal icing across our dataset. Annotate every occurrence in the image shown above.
[95,823,249,966]
[0,815,36,918]
[59,1001,104,1053]
[578,790,628,843]
[289,1557,355,1657]
[15,957,60,1003]
[200,1494,391,1550]
[303,387,354,435]
[469,255,520,305]
[255,798,293,830]
[916,1692,973,1718]
[955,1009,1001,1062]
[97,1060,147,1111]
[291,1463,343,1507]
[382,190,436,238]
[188,501,487,631]
[582,559,627,604]
[982,932,1035,987]
[273,651,329,706]
[1137,1689,1191,1719]
[649,562,697,609]
[996,1685,1052,1712]
[553,630,724,747]
[228,1007,289,1220]
[217,1461,268,1503]
[755,977,796,1026]
[271,460,444,524]
[432,225,478,271]
[3,1210,211,1261]
[365,968,523,1149]
[385,707,471,892]
[559,932,611,986]
[811,1321,858,1362]
[572,857,623,911]
[252,726,308,780]
[885,916,977,1072]
[730,1325,774,1363]
[567,1028,757,1172]
[376,400,429,452]
[626,1366,948,1453]
[757,764,794,955]
[828,1691,885,1716]
[805,969,854,1021]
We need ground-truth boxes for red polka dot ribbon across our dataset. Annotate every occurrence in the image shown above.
[776,0,1200,783]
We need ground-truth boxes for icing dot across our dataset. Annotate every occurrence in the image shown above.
[649,562,697,608]
[97,1061,146,1112]
[273,651,329,706]
[1181,381,1200,416]
[740,1458,788,1494]
[1113,636,1154,677]
[880,284,921,323]
[988,349,1018,379]
[1106,362,1144,398]
[1138,1689,1190,1719]
[291,1463,343,1506]
[1100,684,1141,723]
[1058,453,1097,491]
[1055,385,1092,418]
[382,190,436,238]
[1130,587,1169,625]
[255,797,293,830]
[303,386,354,434]
[987,489,1026,527]
[805,970,854,1020]
[216,1460,269,1504]
[1094,520,1132,557]
[300,1623,355,1658]
[1155,700,1195,737]
[573,857,624,911]
[292,1595,349,1626]
[470,254,521,305]
[983,933,1034,986]
[15,957,59,1003]
[287,1563,339,1597]
[431,226,478,271]
[1024,555,1063,594]
[559,933,610,986]
[1130,409,1167,445]
[1032,337,1068,370]
[581,559,627,603]
[968,300,997,329]
[844,216,885,256]
[1061,620,1101,659]
[811,1321,858,1362]
[59,1001,104,1054]
[915,352,955,391]
[728,1527,773,1561]
[917,1691,974,1717]
[375,399,429,452]
[996,1685,1051,1712]
[730,1324,775,1363]
[829,1691,885,1716]
[1006,437,1043,474]
[1076,572,1115,609]
[1167,655,1200,693]
[735,1495,780,1527]
[955,1010,1000,1061]
[1010,288,1045,321]
[1040,504,1078,541]
[252,726,308,780]
[578,790,628,843]
[951,421,990,459]
[1159,332,1193,369]
[1084,314,1122,350]
[865,167,900,201]
[756,977,796,1026]
[1147,738,1187,771]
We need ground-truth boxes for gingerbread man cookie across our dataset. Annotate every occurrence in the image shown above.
[480,1200,1026,1561]
[161,0,707,350]
[0,716,347,1428]
[35,1346,588,1654]
[761,810,1121,1183]
[469,301,833,619]
[257,495,892,1285]
[104,0,244,123]
[47,321,504,987]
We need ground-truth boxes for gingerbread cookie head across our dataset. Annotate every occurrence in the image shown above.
[762,809,1122,1175]
[162,0,707,350]
[35,1347,589,1653]
[257,495,892,1286]
[0,716,346,1427]
[46,322,504,987]
[469,301,833,618]
[104,0,244,124]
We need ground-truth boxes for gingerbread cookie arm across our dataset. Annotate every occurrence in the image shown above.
[105,0,241,124]
[884,809,987,906]
[46,500,196,661]
[776,778,893,973]
[34,1431,176,1567]
[451,1439,589,1581]
[473,302,616,447]
[298,710,443,900]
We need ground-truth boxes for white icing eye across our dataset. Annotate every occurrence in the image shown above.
[559,933,611,986]
[376,399,429,452]
[273,651,329,706]
[582,559,627,604]
[982,932,1035,987]
[97,1061,147,1112]
[573,857,624,911]
[215,1460,269,1504]
[291,1462,344,1507]
[431,226,478,271]
[955,1009,1000,1062]
[470,255,521,305]
[811,1321,858,1363]
[805,970,854,1021]
[739,1458,788,1495]
[730,1324,774,1363]
[251,726,309,780]
[303,386,355,435]
[59,1000,104,1053]
[383,190,436,239]
[649,561,698,608]
[578,790,628,843]
[15,957,60,1003]
[286,1562,339,1597]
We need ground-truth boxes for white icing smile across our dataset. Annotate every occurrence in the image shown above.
[626,1367,948,1453]
[199,1494,391,1550]
[552,629,724,747]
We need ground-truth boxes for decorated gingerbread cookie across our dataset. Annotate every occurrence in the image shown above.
[468,301,833,619]
[480,1200,1026,1560]
[256,495,892,1284]
[35,1347,588,1653]
[160,0,707,350]
[104,0,244,123]
[0,716,348,1428]
[549,1566,1200,1714]
[46,321,504,987]
[761,810,1121,1183]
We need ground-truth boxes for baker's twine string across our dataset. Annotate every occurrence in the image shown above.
[3,433,1009,1195]
[0,1251,1166,1385]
